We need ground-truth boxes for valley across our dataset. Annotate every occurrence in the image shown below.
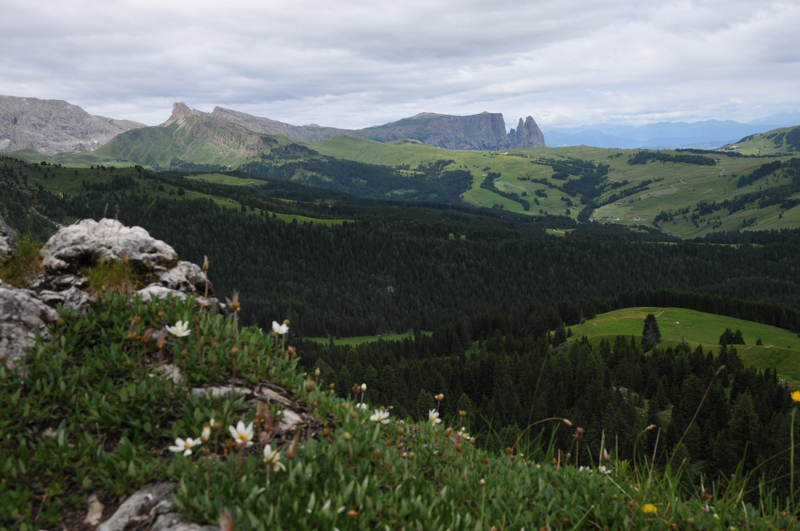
[3,103,800,529]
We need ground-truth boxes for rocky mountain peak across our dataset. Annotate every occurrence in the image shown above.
[161,102,203,127]
[508,115,546,148]
[0,95,145,155]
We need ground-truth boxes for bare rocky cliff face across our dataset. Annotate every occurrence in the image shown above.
[0,95,145,156]
[508,116,546,149]
[215,107,546,150]
[212,106,355,142]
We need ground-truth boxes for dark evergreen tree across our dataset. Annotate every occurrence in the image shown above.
[642,313,661,350]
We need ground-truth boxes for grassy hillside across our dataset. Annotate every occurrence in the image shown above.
[2,291,796,529]
[569,307,800,382]
[10,118,800,238]
[307,137,800,237]
[0,157,347,227]
[722,126,800,156]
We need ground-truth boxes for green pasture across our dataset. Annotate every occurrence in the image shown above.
[303,329,430,346]
[569,307,800,382]
[186,173,260,186]
[11,128,800,238]
[721,126,799,156]
[546,228,573,237]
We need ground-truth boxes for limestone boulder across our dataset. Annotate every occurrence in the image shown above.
[0,281,58,367]
[155,260,212,295]
[41,218,178,273]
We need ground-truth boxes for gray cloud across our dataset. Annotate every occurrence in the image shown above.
[1,0,798,128]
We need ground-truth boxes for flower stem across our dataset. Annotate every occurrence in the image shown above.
[792,407,796,510]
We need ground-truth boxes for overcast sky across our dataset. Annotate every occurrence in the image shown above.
[2,0,799,129]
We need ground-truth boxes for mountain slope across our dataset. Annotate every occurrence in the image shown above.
[722,125,800,156]
[216,107,545,150]
[0,95,145,155]
[94,103,278,166]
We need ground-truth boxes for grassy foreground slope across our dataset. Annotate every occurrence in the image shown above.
[2,291,797,530]
[570,307,800,382]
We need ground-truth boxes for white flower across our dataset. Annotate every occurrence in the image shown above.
[272,321,289,335]
[428,409,441,424]
[361,383,367,392]
[169,437,200,456]
[201,425,211,443]
[356,403,368,410]
[370,410,390,424]
[229,421,254,447]
[165,320,191,338]
[263,444,286,472]
[458,427,470,439]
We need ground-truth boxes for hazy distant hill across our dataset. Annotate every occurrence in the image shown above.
[0,95,145,155]
[543,119,785,149]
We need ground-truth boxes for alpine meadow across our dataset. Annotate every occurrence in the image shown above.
[3,93,800,530]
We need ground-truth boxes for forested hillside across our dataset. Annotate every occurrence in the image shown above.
[293,290,800,501]
[5,156,800,524]
[4,157,800,338]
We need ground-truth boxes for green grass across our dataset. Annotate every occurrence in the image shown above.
[186,173,259,186]
[304,329,430,346]
[569,307,800,382]
[721,126,800,156]
[4,294,796,530]
[12,124,800,239]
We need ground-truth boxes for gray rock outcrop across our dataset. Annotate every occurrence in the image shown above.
[1,218,224,365]
[0,281,58,366]
[41,218,179,272]
[0,95,145,156]
[0,212,14,259]
[95,481,217,531]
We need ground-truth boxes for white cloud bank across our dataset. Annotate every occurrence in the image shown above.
[1,0,798,128]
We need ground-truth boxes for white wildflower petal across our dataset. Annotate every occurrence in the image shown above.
[165,320,191,338]
[168,437,187,454]
[230,420,254,447]
[370,410,391,424]
[263,444,286,472]
[428,409,441,424]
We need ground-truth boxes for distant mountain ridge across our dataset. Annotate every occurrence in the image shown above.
[216,107,545,150]
[542,118,798,150]
[0,95,145,155]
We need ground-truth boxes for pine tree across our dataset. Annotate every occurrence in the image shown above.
[642,313,661,350]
